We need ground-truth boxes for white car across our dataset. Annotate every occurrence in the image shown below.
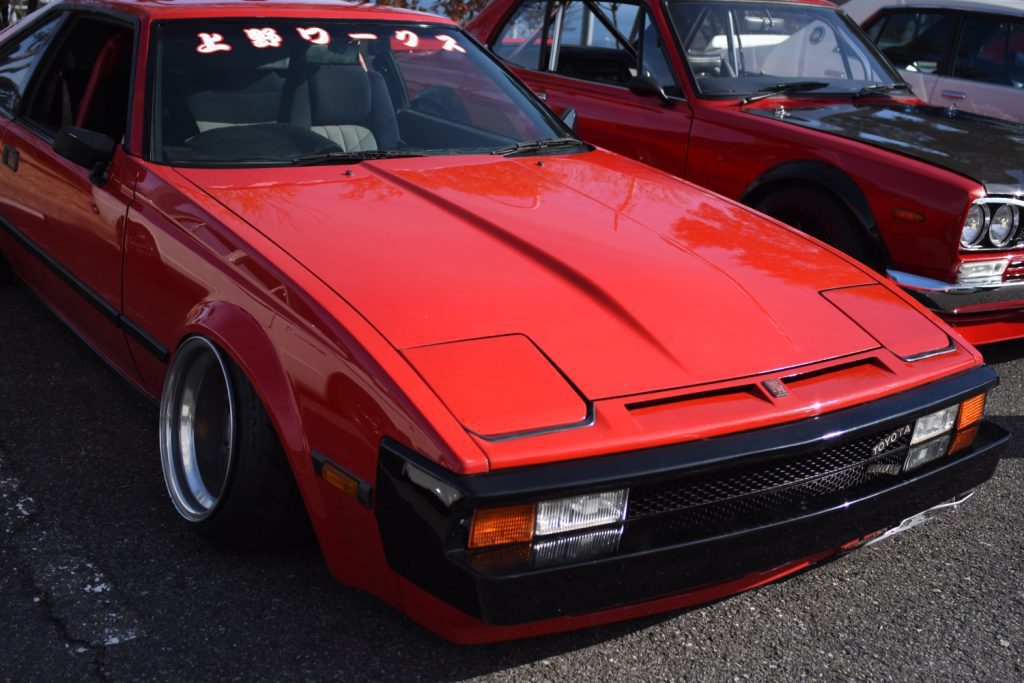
[840,0,1024,122]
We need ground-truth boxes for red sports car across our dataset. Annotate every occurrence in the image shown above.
[0,0,1008,643]
[468,0,1024,346]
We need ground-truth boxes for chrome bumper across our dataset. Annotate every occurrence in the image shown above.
[888,270,1024,313]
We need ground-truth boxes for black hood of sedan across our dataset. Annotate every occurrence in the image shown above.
[747,103,1024,195]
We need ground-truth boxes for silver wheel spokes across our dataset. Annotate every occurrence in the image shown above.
[160,338,236,522]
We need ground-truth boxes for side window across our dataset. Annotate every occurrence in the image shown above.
[640,11,678,95]
[21,16,134,141]
[493,0,549,69]
[869,10,956,74]
[550,0,677,94]
[554,0,641,85]
[953,16,1024,86]
[492,1,678,95]
[0,14,63,117]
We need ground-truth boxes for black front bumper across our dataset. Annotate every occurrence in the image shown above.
[375,366,1009,625]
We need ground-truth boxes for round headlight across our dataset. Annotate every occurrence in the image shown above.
[989,204,1020,247]
[961,204,989,247]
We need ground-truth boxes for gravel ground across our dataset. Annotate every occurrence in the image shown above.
[1,281,1022,682]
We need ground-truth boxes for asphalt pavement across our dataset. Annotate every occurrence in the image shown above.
[1,280,1023,682]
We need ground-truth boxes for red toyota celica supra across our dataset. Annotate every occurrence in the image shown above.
[0,0,1009,643]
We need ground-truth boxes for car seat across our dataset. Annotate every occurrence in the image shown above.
[280,43,399,151]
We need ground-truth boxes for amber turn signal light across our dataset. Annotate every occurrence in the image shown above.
[957,393,986,430]
[468,504,536,549]
[949,393,986,455]
[321,462,360,498]
[892,208,926,223]
[949,424,980,455]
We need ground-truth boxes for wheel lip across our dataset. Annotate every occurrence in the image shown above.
[159,336,236,523]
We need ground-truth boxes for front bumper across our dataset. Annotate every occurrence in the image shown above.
[375,366,1008,627]
[889,269,1024,314]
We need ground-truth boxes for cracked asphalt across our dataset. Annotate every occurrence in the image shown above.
[1,280,1023,682]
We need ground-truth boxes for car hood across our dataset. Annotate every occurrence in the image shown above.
[176,151,885,400]
[746,103,1024,195]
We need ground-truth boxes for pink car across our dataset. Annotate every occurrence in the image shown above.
[842,0,1024,123]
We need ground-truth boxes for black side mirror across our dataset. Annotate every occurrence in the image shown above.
[53,126,116,186]
[628,75,673,107]
[561,107,577,132]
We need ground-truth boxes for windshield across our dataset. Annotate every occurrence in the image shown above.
[666,1,901,98]
[149,20,571,166]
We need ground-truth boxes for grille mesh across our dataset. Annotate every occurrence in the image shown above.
[628,425,914,523]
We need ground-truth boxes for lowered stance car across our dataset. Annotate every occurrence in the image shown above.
[0,0,1010,643]
[469,0,1024,345]
[843,0,1024,123]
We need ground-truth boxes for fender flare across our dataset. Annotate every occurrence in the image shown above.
[171,300,307,466]
[741,161,890,267]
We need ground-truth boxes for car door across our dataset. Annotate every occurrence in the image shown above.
[0,9,141,376]
[0,11,65,274]
[943,12,1024,122]
[862,8,958,105]
[490,0,691,178]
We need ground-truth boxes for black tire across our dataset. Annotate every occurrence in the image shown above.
[0,251,14,284]
[752,186,883,271]
[159,337,307,549]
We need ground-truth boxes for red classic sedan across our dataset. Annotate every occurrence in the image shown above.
[468,0,1024,346]
[0,0,1009,643]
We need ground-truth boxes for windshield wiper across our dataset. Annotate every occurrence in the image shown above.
[290,149,424,166]
[490,136,588,157]
[852,83,914,99]
[739,81,830,106]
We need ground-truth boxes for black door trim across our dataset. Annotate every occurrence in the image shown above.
[0,212,168,362]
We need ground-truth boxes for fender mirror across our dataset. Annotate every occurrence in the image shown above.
[53,126,116,186]
[628,75,673,107]
[561,107,577,132]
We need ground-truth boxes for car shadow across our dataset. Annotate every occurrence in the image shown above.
[0,281,697,678]
[2,279,1021,679]
[980,338,1024,364]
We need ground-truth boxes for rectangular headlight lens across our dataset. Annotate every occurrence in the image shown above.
[535,489,628,536]
[957,259,1008,285]
[531,527,624,568]
[911,406,958,445]
[905,433,952,471]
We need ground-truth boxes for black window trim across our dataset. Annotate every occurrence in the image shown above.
[11,4,140,154]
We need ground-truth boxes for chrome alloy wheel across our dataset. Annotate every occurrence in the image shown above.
[160,337,236,522]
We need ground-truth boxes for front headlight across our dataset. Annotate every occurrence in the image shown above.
[910,405,958,445]
[904,393,987,472]
[990,204,1020,247]
[469,489,629,549]
[961,204,989,247]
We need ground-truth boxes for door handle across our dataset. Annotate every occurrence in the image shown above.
[535,91,548,101]
[2,145,18,172]
[941,90,967,100]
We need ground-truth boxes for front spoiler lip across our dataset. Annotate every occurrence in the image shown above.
[889,269,1024,313]
[375,365,1005,626]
